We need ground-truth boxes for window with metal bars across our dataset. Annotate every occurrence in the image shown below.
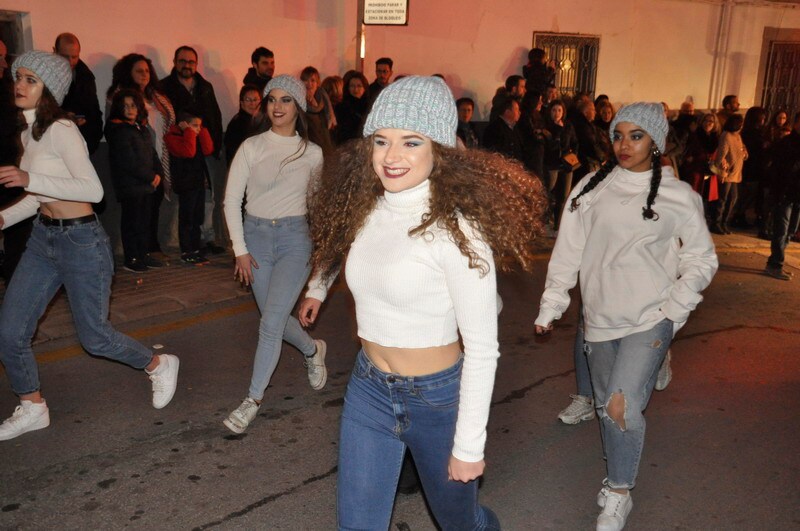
[533,32,600,100]
[761,41,800,120]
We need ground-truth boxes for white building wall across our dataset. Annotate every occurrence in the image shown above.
[3,0,799,123]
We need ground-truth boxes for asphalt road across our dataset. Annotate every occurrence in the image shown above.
[0,242,798,530]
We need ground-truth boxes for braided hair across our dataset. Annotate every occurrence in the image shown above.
[569,149,662,221]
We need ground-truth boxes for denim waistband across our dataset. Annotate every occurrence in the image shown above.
[244,213,307,227]
[354,348,463,390]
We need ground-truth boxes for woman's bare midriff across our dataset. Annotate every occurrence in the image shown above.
[361,339,461,376]
[39,200,94,219]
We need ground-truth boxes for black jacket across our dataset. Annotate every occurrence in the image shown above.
[104,120,163,200]
[224,111,266,167]
[0,76,22,208]
[573,113,607,169]
[160,70,223,157]
[242,68,269,93]
[482,118,524,162]
[334,93,369,143]
[770,131,800,202]
[544,121,578,171]
[61,60,103,154]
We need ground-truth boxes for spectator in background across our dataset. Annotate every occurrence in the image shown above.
[681,113,721,219]
[164,110,214,264]
[369,57,393,102]
[544,99,578,231]
[224,85,265,167]
[490,75,526,121]
[53,32,103,154]
[242,47,274,93]
[482,93,523,162]
[735,107,769,229]
[106,53,176,258]
[543,84,559,111]
[335,71,370,143]
[104,89,163,272]
[321,75,344,108]
[764,112,800,280]
[593,99,614,160]
[300,66,335,156]
[768,109,789,143]
[161,45,226,255]
[523,47,555,96]
[716,94,739,130]
[456,97,480,149]
[516,90,548,179]
[573,98,606,178]
[711,114,748,235]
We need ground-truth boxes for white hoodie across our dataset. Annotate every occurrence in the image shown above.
[535,165,718,342]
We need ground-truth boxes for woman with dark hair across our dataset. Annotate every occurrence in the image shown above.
[594,100,615,159]
[0,51,179,441]
[300,66,335,155]
[107,53,176,258]
[681,113,720,217]
[222,75,327,434]
[516,90,549,180]
[334,70,370,143]
[223,84,265,166]
[298,76,546,530]
[543,99,579,231]
[104,88,163,272]
[768,109,789,143]
[711,113,748,234]
[535,102,717,531]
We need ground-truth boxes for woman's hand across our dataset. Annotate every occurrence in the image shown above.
[234,253,258,286]
[0,166,30,188]
[152,174,162,189]
[535,323,553,335]
[448,455,485,483]
[298,297,322,327]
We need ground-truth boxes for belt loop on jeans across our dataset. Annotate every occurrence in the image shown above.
[37,213,97,227]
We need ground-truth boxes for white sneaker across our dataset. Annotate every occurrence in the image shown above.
[558,394,595,424]
[304,339,328,391]
[147,354,180,409]
[655,349,672,391]
[597,484,611,507]
[0,400,50,441]
[223,398,261,434]
[597,491,633,531]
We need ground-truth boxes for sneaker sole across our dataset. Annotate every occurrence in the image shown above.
[310,341,328,391]
[558,411,595,425]
[223,417,247,434]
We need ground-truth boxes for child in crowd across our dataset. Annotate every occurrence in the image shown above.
[165,110,214,264]
[104,89,163,272]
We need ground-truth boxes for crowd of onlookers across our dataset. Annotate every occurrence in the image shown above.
[1,38,799,283]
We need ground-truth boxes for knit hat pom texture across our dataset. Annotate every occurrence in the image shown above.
[609,102,668,153]
[11,50,72,106]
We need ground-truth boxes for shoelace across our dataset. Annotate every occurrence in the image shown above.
[6,405,25,423]
[603,493,627,517]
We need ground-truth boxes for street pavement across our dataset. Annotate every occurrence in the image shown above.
[0,232,798,530]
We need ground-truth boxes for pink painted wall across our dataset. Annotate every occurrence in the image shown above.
[3,0,800,124]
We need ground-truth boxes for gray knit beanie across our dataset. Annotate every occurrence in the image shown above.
[609,102,668,153]
[264,75,307,112]
[363,76,458,148]
[11,50,72,106]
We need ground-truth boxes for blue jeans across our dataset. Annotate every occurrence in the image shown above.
[584,318,672,490]
[338,350,500,531]
[767,200,800,269]
[574,310,592,397]
[0,217,153,395]
[244,214,315,400]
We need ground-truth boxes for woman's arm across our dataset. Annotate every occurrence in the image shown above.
[223,141,251,257]
[0,193,39,229]
[661,195,718,325]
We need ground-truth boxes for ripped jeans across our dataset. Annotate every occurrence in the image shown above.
[584,318,672,490]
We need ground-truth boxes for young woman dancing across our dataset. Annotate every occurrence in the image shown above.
[535,102,718,530]
[222,75,327,434]
[0,51,179,441]
[299,76,546,530]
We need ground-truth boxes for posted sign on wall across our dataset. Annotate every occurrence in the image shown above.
[364,0,409,25]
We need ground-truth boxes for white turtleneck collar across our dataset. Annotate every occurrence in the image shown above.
[266,128,301,145]
[23,108,36,125]
[383,178,431,212]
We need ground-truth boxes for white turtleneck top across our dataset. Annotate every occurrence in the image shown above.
[223,129,323,257]
[535,165,718,342]
[307,179,499,462]
[1,109,104,228]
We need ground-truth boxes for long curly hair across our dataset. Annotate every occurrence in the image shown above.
[308,137,548,283]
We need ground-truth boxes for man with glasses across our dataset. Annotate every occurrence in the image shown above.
[161,46,227,255]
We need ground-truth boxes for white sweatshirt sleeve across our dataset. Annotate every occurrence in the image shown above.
[440,224,499,462]
[0,194,40,228]
[661,194,718,324]
[535,189,586,328]
[24,121,104,203]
